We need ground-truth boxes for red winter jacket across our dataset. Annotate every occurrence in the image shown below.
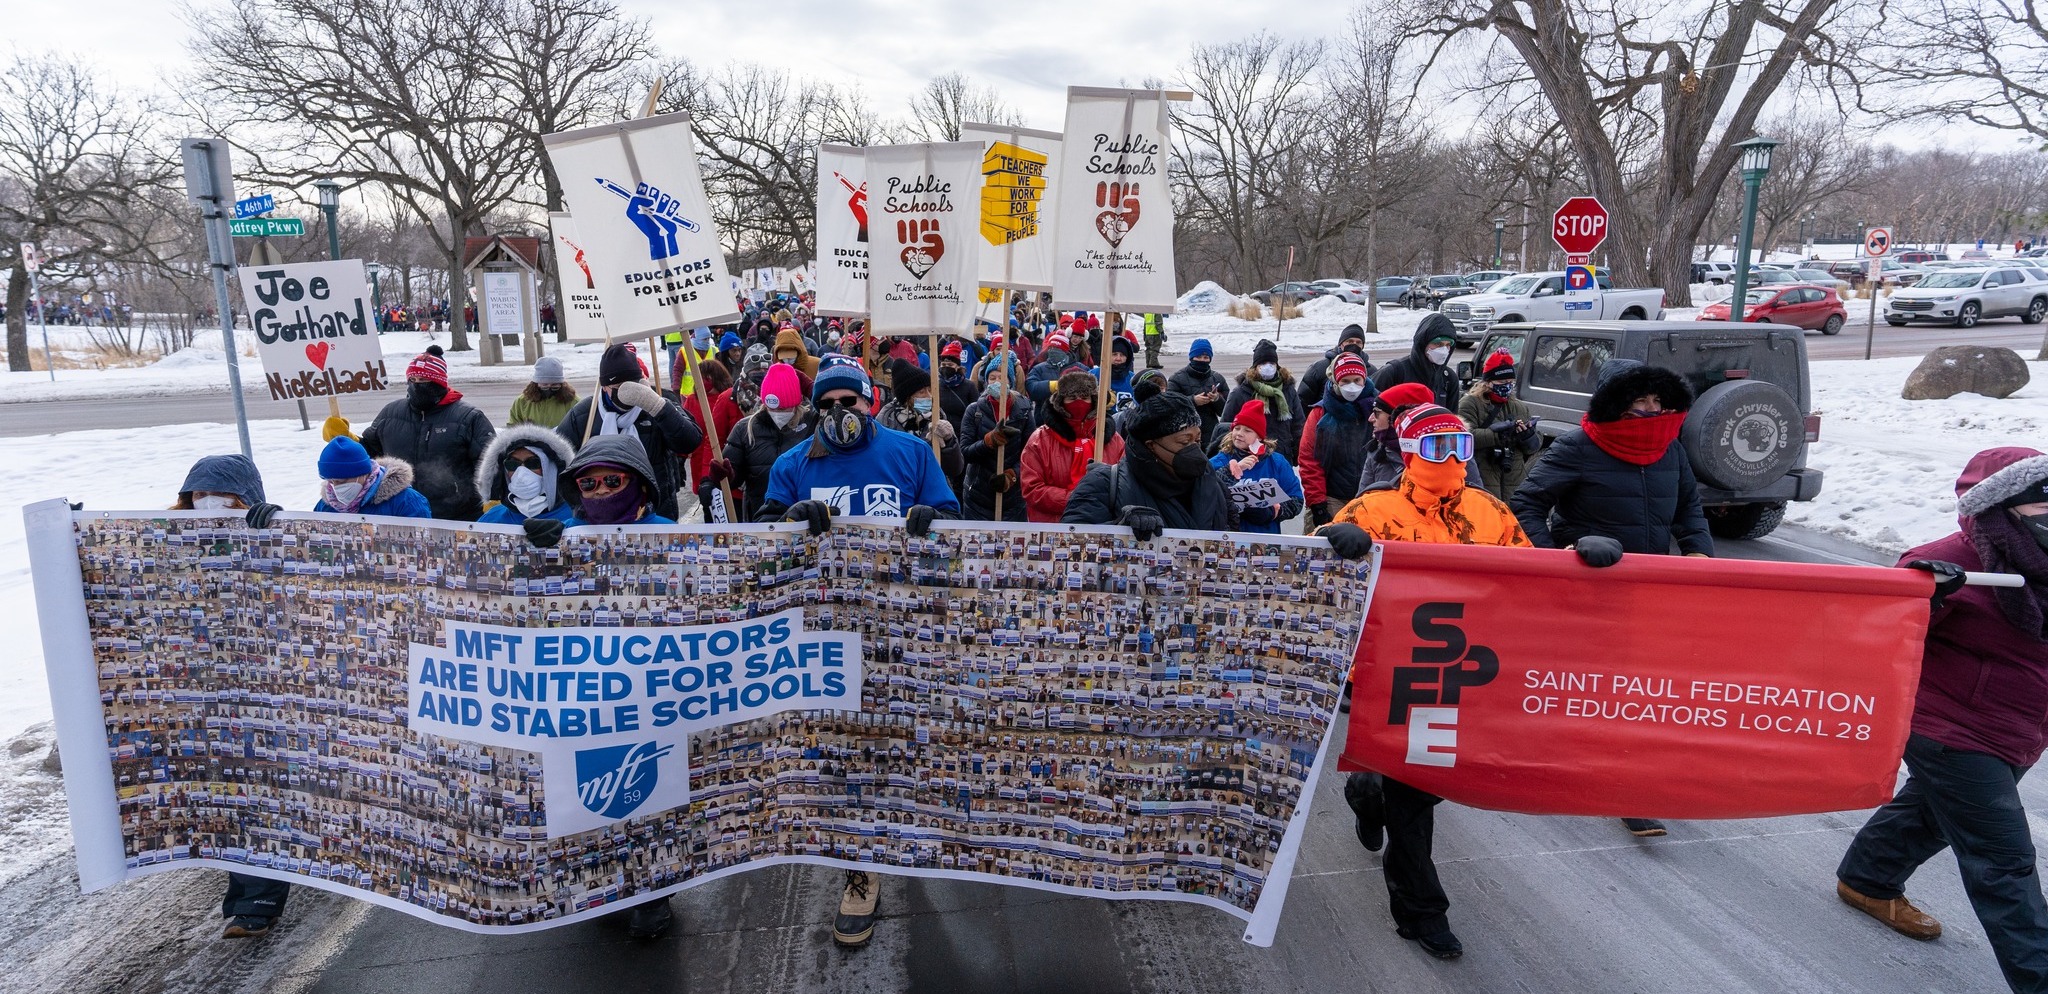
[1020,410,1124,522]
[1904,524,2048,766]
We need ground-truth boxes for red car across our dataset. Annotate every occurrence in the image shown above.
[1697,284,1848,335]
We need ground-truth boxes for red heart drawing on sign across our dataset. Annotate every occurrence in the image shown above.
[1094,181,1141,248]
[896,218,944,280]
[305,342,330,370]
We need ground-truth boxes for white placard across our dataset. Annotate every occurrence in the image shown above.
[1227,476,1285,509]
[543,111,741,338]
[864,141,984,337]
[1050,87,1179,312]
[548,212,609,342]
[234,259,388,402]
[814,143,869,317]
[480,272,525,338]
[962,121,1062,293]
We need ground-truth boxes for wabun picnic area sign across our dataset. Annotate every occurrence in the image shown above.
[234,259,387,402]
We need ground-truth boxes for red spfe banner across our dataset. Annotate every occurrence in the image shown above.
[1341,542,1933,819]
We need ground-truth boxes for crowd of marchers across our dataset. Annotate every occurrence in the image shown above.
[148,288,2048,993]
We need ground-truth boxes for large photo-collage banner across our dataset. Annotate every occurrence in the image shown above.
[26,505,1375,944]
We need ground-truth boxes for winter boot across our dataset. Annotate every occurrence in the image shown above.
[1343,771,1384,852]
[833,870,878,947]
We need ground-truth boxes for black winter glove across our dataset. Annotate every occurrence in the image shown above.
[1907,559,1968,610]
[522,517,564,549]
[1116,505,1164,542]
[784,499,834,535]
[905,504,937,537]
[1321,522,1375,561]
[1488,421,1513,434]
[244,502,281,528]
[1574,535,1624,568]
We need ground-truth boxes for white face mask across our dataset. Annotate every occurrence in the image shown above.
[324,480,366,510]
[192,495,237,511]
[1256,363,1277,379]
[1338,382,1366,402]
[1426,346,1452,365]
[769,409,798,428]
[507,467,549,516]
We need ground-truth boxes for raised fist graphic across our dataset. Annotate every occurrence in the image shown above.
[838,172,869,242]
[627,190,681,260]
[897,218,945,280]
[1095,181,1141,248]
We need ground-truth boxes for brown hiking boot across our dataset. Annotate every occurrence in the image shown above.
[833,870,878,947]
[1837,879,1942,940]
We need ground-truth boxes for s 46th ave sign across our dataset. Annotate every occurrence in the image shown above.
[1552,197,1610,258]
[229,217,304,238]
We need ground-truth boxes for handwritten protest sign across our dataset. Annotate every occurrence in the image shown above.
[234,259,386,402]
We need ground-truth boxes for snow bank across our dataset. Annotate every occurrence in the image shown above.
[1788,356,2048,554]
[1167,301,1428,356]
[1175,281,1233,315]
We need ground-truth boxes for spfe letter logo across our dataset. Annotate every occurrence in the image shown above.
[1388,604,1498,768]
[575,741,675,819]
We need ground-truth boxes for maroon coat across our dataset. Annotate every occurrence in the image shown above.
[1902,526,2048,766]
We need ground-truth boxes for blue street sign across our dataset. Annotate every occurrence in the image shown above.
[233,194,276,219]
[1564,265,1595,291]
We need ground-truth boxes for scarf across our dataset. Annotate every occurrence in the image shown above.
[598,392,638,437]
[1971,511,2048,640]
[1580,412,1684,466]
[1066,435,1097,488]
[1245,376,1291,422]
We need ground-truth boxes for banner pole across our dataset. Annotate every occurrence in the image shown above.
[927,332,944,462]
[1092,312,1112,462]
[673,330,737,518]
[992,323,1013,520]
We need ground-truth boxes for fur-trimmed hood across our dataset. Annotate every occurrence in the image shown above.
[369,457,416,505]
[1588,361,1692,423]
[474,424,577,506]
[1957,447,2048,520]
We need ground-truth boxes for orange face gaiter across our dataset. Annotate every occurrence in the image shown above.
[1405,455,1468,499]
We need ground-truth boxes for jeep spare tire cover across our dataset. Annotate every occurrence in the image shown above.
[1681,379,1802,491]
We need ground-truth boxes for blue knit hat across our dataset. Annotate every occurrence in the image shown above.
[812,356,872,403]
[1189,338,1213,361]
[718,330,743,352]
[318,436,375,480]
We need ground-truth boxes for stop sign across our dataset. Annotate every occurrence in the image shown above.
[1552,197,1610,256]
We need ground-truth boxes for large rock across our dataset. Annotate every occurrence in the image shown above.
[1901,345,2031,400]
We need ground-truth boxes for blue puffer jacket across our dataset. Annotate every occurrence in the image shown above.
[314,458,434,519]
[1209,447,1304,534]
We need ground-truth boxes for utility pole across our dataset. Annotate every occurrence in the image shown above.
[180,138,254,460]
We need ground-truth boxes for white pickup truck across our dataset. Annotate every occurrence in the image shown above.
[1439,271,1666,342]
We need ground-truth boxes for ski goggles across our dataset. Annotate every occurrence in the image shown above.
[1400,431,1474,463]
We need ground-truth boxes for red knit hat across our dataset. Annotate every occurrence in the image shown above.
[1046,332,1071,352]
[1057,314,1074,328]
[941,341,964,359]
[1233,399,1268,437]
[406,346,448,385]
[1374,381,1434,413]
[1396,403,1467,450]
[1332,352,1369,382]
[1483,349,1516,380]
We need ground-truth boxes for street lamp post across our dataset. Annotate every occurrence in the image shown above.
[1492,217,1507,268]
[365,262,384,334]
[1727,137,1779,323]
[313,179,342,261]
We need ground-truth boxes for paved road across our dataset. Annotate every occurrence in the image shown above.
[1,318,2039,439]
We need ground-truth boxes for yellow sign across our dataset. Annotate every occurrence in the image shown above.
[980,141,1049,247]
[978,286,1005,304]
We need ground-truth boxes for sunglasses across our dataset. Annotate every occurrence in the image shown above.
[575,474,628,494]
[1401,431,1474,463]
[820,396,864,410]
[501,454,543,475]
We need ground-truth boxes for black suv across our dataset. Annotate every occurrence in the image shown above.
[1460,320,1823,540]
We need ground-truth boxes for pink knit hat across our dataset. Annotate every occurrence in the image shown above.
[760,362,803,411]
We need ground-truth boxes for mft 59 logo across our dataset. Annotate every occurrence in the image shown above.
[575,741,674,819]
[1387,603,1498,768]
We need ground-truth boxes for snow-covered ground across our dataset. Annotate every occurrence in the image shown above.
[1789,355,2047,555]
[0,329,610,404]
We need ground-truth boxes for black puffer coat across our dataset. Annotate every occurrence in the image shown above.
[1509,364,1712,556]
[1167,362,1229,443]
[1369,314,1460,411]
[556,391,705,521]
[958,391,1034,521]
[1062,430,1235,532]
[360,395,496,520]
[722,407,816,523]
[1220,369,1304,462]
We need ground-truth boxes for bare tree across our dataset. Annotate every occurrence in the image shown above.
[1317,5,1430,334]
[1409,0,1856,305]
[1748,114,1876,254]
[1861,0,2048,144]
[904,72,1024,142]
[185,0,540,352]
[0,52,171,371]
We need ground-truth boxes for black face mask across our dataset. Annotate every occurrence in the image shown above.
[1170,442,1209,481]
[1187,360,1210,375]
[408,381,448,410]
[2018,511,2048,552]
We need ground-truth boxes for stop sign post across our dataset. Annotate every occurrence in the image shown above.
[1553,197,1610,258]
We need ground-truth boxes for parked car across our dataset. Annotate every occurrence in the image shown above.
[1441,271,1666,343]
[2021,247,2048,259]
[1462,319,1823,539]
[1464,270,1516,291]
[1697,285,1848,334]
[1884,267,2048,328]
[1960,248,1992,260]
[1249,281,1328,304]
[1415,274,1477,309]
[1309,278,1372,304]
[1790,267,1850,294]
[1693,261,1738,284]
[1372,276,1415,303]
[1894,250,1948,264]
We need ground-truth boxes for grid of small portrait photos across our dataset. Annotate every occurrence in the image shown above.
[73,512,1369,930]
